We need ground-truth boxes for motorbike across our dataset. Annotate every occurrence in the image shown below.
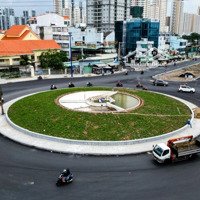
[136,83,143,88]
[56,172,73,186]
[68,82,75,88]
[124,70,128,75]
[38,75,43,80]
[50,85,57,90]
[86,82,93,87]
[116,81,123,87]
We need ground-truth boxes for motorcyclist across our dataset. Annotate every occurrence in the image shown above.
[61,169,72,182]
[68,82,75,88]
[86,82,93,87]
[116,81,123,87]
[50,84,57,90]
[62,169,71,177]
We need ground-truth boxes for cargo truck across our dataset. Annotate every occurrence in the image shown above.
[152,135,200,163]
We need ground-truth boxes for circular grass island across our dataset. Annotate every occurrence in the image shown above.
[8,87,191,141]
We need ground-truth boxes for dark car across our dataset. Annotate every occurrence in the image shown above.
[153,79,168,86]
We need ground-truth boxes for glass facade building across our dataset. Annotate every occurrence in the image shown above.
[115,18,160,55]
[130,6,143,18]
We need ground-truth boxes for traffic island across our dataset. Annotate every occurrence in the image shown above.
[7,87,191,141]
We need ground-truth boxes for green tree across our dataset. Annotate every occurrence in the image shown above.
[182,32,200,45]
[20,55,31,66]
[39,50,65,70]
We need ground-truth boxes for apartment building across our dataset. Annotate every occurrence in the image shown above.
[182,13,200,35]
[86,0,131,32]
[170,0,184,35]
[0,8,15,30]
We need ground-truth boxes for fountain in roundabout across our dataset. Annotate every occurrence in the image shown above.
[58,91,141,113]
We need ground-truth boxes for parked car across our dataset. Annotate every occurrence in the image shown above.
[178,85,195,93]
[153,79,168,86]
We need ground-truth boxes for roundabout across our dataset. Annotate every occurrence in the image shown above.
[1,59,200,200]
[1,87,196,155]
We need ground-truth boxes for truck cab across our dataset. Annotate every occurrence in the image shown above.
[152,143,171,163]
[153,135,200,163]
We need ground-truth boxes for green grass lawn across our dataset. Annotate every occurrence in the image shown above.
[8,87,191,141]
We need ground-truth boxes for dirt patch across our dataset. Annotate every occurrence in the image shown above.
[158,63,200,82]
[194,108,200,119]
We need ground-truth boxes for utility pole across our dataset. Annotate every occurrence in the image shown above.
[69,32,73,77]
[71,0,74,26]
[0,85,4,115]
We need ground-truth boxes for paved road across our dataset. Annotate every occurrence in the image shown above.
[0,59,200,200]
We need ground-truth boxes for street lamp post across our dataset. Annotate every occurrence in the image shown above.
[68,32,73,78]
[0,85,4,115]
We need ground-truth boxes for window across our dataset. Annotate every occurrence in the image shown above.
[162,150,169,156]
[153,145,163,156]
[13,58,20,61]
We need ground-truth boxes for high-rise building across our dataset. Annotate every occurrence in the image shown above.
[147,0,167,32]
[54,0,70,16]
[131,0,148,18]
[31,10,36,17]
[170,0,184,35]
[198,7,200,15]
[86,0,131,32]
[182,13,200,35]
[0,7,15,30]
[115,18,160,55]
[21,10,36,25]
[130,6,143,18]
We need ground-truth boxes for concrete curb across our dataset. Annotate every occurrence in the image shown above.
[0,90,197,155]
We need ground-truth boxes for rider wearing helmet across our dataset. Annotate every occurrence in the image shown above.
[61,169,72,182]
[62,169,71,177]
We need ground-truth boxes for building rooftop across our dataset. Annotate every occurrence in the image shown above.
[4,25,28,37]
[0,40,61,56]
[2,25,39,40]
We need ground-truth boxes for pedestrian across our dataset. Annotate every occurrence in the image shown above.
[186,119,192,128]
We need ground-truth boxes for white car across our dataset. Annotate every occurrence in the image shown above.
[178,85,195,93]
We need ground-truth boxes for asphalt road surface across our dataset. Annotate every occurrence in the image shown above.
[0,59,200,200]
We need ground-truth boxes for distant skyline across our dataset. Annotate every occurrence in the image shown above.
[0,0,85,15]
[0,0,200,16]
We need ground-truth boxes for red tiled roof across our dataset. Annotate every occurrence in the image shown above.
[2,30,32,40]
[0,40,61,56]
[5,25,28,37]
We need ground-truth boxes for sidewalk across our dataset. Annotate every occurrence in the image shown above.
[0,94,200,155]
[0,74,95,84]
[0,70,126,84]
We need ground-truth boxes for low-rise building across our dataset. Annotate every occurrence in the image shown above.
[0,40,61,68]
[0,25,61,71]
[29,13,70,52]
[1,25,39,40]
[169,36,187,53]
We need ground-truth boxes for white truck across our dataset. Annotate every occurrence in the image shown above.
[152,135,200,163]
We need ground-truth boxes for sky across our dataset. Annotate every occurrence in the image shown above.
[0,0,200,16]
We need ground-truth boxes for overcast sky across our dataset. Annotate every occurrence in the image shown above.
[0,0,200,16]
